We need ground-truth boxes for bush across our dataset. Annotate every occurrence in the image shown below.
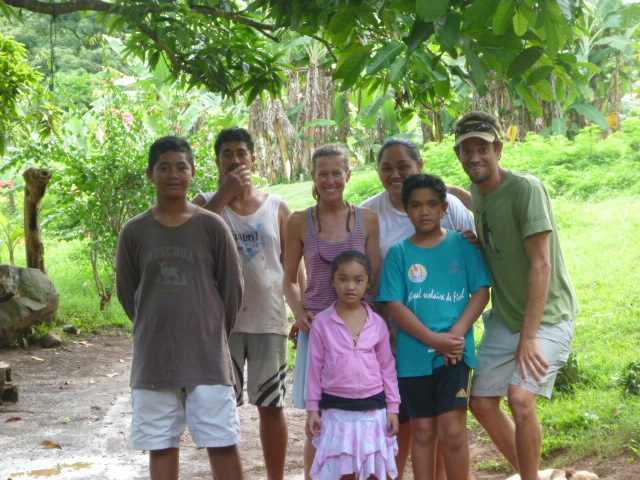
[616,361,640,397]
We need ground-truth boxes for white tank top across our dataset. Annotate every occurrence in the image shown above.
[219,194,288,335]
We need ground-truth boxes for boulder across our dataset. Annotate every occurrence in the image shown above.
[0,265,59,347]
[40,332,62,348]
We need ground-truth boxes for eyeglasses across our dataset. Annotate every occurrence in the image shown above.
[454,122,500,140]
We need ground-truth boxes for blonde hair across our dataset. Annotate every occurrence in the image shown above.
[311,144,350,201]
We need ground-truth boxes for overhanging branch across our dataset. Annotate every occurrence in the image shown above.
[2,0,113,15]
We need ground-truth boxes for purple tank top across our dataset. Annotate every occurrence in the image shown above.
[302,205,367,315]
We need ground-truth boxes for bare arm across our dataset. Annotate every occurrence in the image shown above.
[449,286,490,338]
[386,301,464,358]
[517,231,552,382]
[279,201,307,306]
[192,193,207,207]
[362,208,382,297]
[448,286,490,363]
[283,211,313,333]
[446,184,473,210]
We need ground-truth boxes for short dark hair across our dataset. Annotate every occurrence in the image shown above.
[148,136,194,169]
[214,127,254,157]
[401,173,447,209]
[331,250,372,279]
[377,138,422,165]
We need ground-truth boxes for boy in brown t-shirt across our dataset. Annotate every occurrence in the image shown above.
[116,136,244,479]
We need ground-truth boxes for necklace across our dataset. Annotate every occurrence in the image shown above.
[315,200,351,234]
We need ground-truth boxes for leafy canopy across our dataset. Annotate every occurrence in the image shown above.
[0,0,607,111]
[0,32,43,154]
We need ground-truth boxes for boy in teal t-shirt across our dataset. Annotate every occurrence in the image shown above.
[377,173,490,480]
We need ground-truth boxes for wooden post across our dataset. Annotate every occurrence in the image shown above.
[22,167,52,275]
[0,362,18,404]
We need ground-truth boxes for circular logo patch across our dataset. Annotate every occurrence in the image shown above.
[408,264,427,283]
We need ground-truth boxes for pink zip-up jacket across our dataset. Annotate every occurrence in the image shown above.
[307,302,400,413]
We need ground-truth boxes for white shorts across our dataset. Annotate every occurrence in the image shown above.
[471,310,575,399]
[130,385,241,450]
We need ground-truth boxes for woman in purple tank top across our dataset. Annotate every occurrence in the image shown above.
[283,144,381,479]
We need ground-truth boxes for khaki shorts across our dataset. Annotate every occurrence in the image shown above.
[470,310,575,399]
[228,332,288,407]
[130,385,241,450]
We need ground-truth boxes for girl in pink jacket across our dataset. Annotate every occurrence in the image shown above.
[306,250,400,480]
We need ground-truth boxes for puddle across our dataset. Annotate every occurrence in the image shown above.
[7,460,141,479]
[10,462,93,477]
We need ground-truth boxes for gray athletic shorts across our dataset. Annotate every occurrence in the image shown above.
[470,310,575,399]
[228,332,288,408]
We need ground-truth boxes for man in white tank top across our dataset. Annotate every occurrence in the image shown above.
[193,127,296,480]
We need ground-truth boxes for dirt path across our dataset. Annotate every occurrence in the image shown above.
[1,333,637,479]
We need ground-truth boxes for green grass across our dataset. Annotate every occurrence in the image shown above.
[44,238,132,333]
[534,196,640,460]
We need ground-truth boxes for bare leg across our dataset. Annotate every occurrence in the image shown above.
[304,436,316,480]
[207,445,244,480]
[396,421,411,479]
[435,441,447,480]
[258,406,288,480]
[508,385,541,480]
[437,407,469,480]
[149,448,179,480]
[410,417,438,480]
[469,395,519,471]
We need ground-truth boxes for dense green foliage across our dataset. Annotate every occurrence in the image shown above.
[0,33,44,155]
[3,0,639,132]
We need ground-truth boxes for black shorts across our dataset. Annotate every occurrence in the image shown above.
[398,362,472,418]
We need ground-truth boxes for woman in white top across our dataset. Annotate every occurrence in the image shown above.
[361,137,475,260]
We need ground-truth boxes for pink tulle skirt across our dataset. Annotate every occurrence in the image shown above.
[311,408,398,480]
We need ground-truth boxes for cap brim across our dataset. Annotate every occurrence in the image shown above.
[455,131,497,146]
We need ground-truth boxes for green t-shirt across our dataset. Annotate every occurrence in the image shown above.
[471,171,578,333]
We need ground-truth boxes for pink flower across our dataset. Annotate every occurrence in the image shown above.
[0,181,5,188]
[87,232,92,238]
[122,112,134,124]
[8,180,14,188]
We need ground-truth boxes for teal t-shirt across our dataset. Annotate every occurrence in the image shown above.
[471,170,579,333]
[377,231,491,377]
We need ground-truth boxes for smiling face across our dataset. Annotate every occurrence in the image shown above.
[406,187,448,236]
[312,154,351,202]
[146,150,195,199]
[332,259,370,307]
[378,144,424,206]
[455,137,503,189]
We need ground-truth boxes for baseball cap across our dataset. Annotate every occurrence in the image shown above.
[454,121,501,146]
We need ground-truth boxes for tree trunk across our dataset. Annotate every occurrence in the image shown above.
[22,168,52,275]
[337,90,350,143]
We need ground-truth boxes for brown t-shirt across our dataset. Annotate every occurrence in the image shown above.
[116,208,243,388]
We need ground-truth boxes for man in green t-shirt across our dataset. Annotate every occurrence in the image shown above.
[453,111,579,480]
